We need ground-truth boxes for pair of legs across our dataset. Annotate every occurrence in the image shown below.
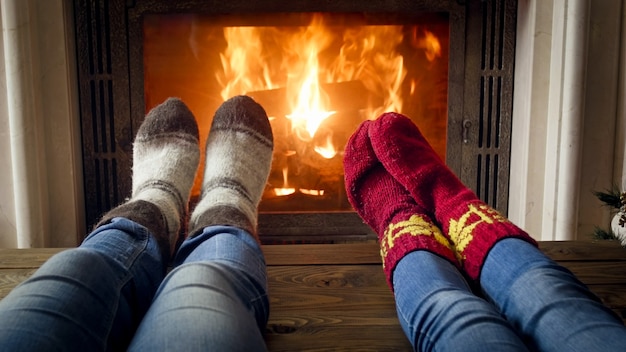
[0,96,273,351]
[344,113,626,351]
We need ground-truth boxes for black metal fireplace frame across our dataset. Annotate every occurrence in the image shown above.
[73,0,517,242]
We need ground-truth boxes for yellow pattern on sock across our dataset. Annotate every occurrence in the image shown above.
[448,203,509,256]
[380,214,454,268]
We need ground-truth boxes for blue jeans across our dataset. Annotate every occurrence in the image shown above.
[0,218,269,351]
[393,238,626,351]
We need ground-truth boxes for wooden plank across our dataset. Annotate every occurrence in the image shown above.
[588,285,626,310]
[577,285,626,324]
[0,245,382,268]
[561,261,626,285]
[265,325,412,352]
[266,264,403,349]
[268,308,400,329]
[263,243,382,265]
[538,240,626,261]
[267,265,393,311]
[268,265,388,288]
[262,240,626,265]
[0,248,65,268]
[0,268,37,299]
[263,241,626,265]
[1,241,624,268]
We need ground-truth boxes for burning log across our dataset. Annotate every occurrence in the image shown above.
[247,80,383,118]
[251,80,385,203]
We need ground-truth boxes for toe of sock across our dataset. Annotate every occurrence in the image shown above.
[140,97,199,139]
[343,120,378,200]
[212,95,273,143]
[368,112,427,154]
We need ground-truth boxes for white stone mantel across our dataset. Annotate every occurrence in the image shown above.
[510,0,626,240]
[0,0,83,247]
[0,0,624,247]
[510,0,591,240]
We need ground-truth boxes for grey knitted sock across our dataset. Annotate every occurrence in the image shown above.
[97,98,200,259]
[189,95,274,241]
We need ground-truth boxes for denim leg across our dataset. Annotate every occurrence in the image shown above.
[0,218,164,351]
[481,238,626,352]
[393,250,528,352]
[128,226,269,352]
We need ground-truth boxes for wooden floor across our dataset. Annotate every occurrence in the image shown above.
[1,240,626,351]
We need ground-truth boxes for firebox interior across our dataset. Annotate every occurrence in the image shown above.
[143,12,449,213]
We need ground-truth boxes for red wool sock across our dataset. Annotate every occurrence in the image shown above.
[368,112,537,281]
[344,120,459,288]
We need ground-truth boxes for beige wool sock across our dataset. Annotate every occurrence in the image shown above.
[189,95,274,241]
[97,97,200,260]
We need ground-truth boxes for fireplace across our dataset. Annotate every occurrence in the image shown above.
[74,0,517,243]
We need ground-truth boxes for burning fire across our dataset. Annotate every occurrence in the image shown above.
[215,14,441,198]
[314,135,337,159]
[412,29,442,62]
[274,167,296,197]
[284,16,337,142]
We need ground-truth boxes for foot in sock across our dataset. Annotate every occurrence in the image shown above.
[189,95,273,242]
[344,119,458,288]
[96,98,200,262]
[367,112,537,280]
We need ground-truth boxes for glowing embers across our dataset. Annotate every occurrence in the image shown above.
[273,167,326,197]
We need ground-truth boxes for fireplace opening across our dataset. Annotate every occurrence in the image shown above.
[143,12,449,213]
[74,0,517,243]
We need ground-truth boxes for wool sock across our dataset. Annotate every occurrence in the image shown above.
[344,120,458,288]
[96,97,200,261]
[189,95,273,241]
[368,112,537,281]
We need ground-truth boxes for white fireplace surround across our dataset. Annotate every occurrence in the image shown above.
[0,0,625,247]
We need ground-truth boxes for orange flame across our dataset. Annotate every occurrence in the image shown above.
[284,15,336,141]
[217,27,278,100]
[274,167,296,197]
[285,63,337,141]
[325,25,407,117]
[412,29,442,62]
[216,15,442,178]
[216,15,414,123]
[314,135,337,159]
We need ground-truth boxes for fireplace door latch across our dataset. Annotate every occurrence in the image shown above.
[463,119,472,144]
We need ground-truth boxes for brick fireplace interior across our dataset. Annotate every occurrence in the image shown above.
[74,0,517,243]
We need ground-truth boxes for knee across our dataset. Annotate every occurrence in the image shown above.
[163,262,232,289]
[37,248,113,278]
[159,262,269,326]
